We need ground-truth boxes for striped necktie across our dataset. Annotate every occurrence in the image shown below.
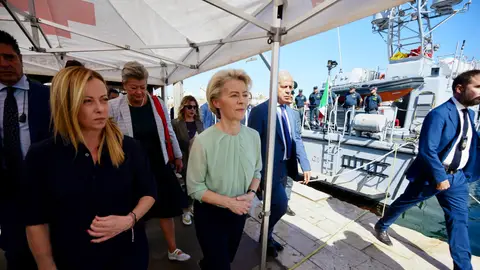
[280,105,292,159]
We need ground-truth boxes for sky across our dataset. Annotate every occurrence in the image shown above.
[166,1,480,98]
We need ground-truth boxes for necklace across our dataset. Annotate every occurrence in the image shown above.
[128,95,146,107]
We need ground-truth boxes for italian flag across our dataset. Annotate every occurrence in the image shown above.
[318,78,329,116]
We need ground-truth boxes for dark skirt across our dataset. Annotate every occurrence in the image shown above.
[145,162,187,219]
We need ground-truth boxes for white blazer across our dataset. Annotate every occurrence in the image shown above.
[108,94,182,164]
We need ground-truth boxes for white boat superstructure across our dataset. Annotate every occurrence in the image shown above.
[303,0,478,205]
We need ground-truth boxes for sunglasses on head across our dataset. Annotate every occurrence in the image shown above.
[185,105,197,110]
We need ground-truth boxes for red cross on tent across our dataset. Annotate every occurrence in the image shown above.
[11,0,96,38]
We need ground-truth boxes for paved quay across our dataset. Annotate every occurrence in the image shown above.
[0,183,478,269]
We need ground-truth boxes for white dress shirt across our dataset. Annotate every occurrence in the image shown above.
[442,97,472,170]
[0,75,31,157]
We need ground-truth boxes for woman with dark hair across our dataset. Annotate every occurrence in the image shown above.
[172,95,204,225]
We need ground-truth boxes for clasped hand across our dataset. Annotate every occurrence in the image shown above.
[228,192,254,215]
[87,215,134,243]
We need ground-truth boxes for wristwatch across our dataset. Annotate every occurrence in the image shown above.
[247,189,256,194]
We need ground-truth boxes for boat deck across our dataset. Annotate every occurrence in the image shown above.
[0,184,478,269]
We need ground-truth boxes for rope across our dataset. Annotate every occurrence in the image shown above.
[382,143,400,217]
[470,193,480,205]
[288,210,369,270]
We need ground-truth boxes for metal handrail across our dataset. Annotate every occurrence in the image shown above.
[342,105,356,136]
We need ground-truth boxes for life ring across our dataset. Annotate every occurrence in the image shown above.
[379,73,385,79]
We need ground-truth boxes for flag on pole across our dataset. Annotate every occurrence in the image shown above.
[318,79,329,116]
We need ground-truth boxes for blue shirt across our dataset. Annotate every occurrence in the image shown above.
[295,94,306,108]
[344,92,361,108]
[364,94,382,111]
[200,103,217,129]
[309,92,322,107]
[241,105,252,126]
[0,75,31,157]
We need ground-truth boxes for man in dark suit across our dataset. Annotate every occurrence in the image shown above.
[249,70,311,257]
[374,70,480,270]
[240,91,253,126]
[0,30,52,269]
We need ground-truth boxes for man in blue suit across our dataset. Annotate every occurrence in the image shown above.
[374,70,480,270]
[241,92,253,126]
[200,102,216,129]
[249,70,311,257]
[0,30,52,270]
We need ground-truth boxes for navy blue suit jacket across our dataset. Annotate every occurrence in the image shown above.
[0,80,52,198]
[27,80,52,144]
[248,100,310,185]
[406,98,479,185]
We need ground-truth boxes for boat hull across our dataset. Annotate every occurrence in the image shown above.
[333,77,424,102]
[300,131,417,205]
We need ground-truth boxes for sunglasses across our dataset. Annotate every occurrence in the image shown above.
[280,85,293,89]
[185,105,197,110]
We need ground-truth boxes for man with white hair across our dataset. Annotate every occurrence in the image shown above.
[249,70,311,257]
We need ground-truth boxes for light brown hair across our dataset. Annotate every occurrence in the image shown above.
[177,95,200,121]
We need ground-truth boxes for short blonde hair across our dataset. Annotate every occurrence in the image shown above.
[206,69,252,118]
[51,67,125,167]
[122,61,149,82]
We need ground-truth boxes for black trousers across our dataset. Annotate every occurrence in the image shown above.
[0,194,36,270]
[194,201,247,270]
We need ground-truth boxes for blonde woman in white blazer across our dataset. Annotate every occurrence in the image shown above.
[109,61,191,262]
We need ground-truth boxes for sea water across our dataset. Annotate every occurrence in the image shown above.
[394,181,480,256]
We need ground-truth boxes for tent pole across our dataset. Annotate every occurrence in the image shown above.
[259,53,271,71]
[28,0,40,48]
[202,0,272,32]
[1,0,40,51]
[260,2,283,270]
[197,0,272,67]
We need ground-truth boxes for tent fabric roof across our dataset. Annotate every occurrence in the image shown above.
[1,0,408,85]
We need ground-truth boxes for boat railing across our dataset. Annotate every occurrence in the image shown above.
[386,106,398,143]
[327,96,340,132]
[342,105,356,137]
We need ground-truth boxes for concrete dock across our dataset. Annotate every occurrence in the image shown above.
[0,184,478,269]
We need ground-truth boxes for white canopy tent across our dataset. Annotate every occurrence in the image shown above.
[1,0,408,268]
[1,0,406,86]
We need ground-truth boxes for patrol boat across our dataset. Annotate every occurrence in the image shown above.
[332,76,425,103]
[301,0,478,205]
